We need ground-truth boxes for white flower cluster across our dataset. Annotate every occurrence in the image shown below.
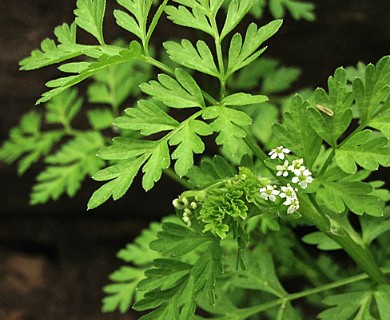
[260,146,314,214]
[173,197,197,227]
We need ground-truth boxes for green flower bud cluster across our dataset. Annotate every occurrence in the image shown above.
[173,167,264,239]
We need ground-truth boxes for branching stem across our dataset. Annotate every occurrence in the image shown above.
[232,267,390,319]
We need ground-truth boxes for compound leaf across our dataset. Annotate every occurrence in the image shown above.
[318,291,376,320]
[31,131,105,204]
[307,68,354,147]
[353,55,390,123]
[19,23,89,71]
[227,20,282,77]
[140,68,205,108]
[37,43,142,104]
[102,266,145,313]
[273,94,321,167]
[169,119,213,176]
[316,168,384,216]
[335,129,390,174]
[45,88,82,127]
[164,40,219,77]
[150,222,214,257]
[114,100,179,135]
[0,111,63,175]
[202,105,252,157]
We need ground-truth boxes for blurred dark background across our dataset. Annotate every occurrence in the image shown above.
[0,0,389,319]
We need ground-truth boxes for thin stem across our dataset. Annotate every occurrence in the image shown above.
[233,267,390,319]
[163,168,192,189]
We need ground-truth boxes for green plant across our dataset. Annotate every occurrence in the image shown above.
[1,0,390,319]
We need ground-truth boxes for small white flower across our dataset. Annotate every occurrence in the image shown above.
[287,198,300,214]
[291,168,313,189]
[260,184,280,202]
[287,159,304,172]
[268,146,291,160]
[276,160,290,177]
[279,184,298,200]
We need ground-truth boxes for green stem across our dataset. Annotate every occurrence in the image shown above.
[232,267,390,319]
[163,168,192,189]
[299,194,387,284]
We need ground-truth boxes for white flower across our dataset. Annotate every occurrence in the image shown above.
[268,146,291,160]
[276,160,290,177]
[260,184,280,202]
[279,184,298,200]
[286,198,300,214]
[287,159,304,172]
[291,168,313,189]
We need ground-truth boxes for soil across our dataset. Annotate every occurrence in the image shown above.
[0,0,389,319]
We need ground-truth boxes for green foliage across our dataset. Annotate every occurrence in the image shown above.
[31,131,105,204]
[318,286,390,320]
[3,0,390,319]
[0,111,63,175]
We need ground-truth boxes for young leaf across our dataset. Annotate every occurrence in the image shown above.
[272,94,321,167]
[140,69,205,108]
[114,100,180,135]
[169,119,213,177]
[74,0,106,45]
[335,130,390,174]
[163,40,220,77]
[202,105,252,157]
[226,20,283,77]
[30,131,105,205]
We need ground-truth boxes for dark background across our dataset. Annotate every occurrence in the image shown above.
[0,0,389,319]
